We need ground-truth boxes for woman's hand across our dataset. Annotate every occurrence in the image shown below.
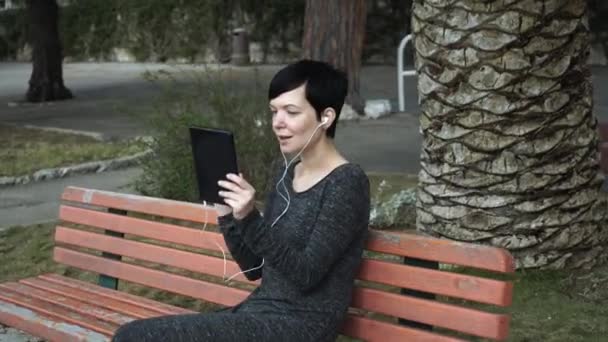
[218,173,256,220]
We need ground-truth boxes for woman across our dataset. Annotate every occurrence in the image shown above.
[112,60,370,342]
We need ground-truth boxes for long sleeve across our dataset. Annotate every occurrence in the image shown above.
[215,172,281,281]
[239,168,370,292]
[217,213,264,281]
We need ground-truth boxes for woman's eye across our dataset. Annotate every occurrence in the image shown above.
[287,111,299,115]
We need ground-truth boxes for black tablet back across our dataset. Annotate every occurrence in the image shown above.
[189,127,239,204]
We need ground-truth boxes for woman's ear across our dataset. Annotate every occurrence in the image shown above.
[322,108,336,127]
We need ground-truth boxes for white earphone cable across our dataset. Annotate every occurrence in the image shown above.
[218,118,327,282]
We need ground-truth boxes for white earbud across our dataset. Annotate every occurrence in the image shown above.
[321,117,329,125]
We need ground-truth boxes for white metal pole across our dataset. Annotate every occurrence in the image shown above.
[397,34,412,112]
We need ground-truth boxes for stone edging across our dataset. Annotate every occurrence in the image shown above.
[0,149,153,188]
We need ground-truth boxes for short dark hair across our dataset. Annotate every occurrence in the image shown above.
[268,59,348,138]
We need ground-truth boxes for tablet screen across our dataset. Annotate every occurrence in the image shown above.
[189,126,239,204]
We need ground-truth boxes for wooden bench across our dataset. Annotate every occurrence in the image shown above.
[0,186,515,341]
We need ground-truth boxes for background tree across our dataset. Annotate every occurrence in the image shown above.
[413,0,607,269]
[26,0,72,102]
[302,0,367,113]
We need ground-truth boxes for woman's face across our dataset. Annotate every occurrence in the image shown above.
[270,84,324,155]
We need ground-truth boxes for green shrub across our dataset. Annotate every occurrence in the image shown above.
[60,0,120,60]
[0,8,27,60]
[134,66,279,203]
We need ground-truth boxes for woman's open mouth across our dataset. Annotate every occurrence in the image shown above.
[278,135,292,143]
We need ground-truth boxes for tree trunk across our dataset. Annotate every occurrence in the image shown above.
[413,0,608,269]
[26,0,72,102]
[302,0,367,113]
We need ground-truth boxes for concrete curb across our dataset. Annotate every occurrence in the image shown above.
[0,150,152,188]
[1,122,106,141]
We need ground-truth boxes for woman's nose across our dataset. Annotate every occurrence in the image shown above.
[272,111,285,128]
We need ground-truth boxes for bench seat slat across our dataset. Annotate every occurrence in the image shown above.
[367,230,515,273]
[59,205,227,252]
[341,315,466,342]
[0,299,109,342]
[53,247,251,307]
[0,284,118,336]
[352,287,510,340]
[358,259,513,306]
[1,282,135,327]
[61,186,217,224]
[39,274,192,315]
[19,278,163,320]
[55,226,255,284]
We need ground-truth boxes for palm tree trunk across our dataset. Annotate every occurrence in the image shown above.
[413,0,607,269]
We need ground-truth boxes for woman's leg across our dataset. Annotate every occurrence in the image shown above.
[111,311,329,342]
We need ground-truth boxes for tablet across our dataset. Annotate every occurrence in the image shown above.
[189,126,239,205]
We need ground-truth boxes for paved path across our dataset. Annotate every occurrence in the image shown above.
[0,168,142,230]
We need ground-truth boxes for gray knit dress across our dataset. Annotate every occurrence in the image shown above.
[111,162,370,342]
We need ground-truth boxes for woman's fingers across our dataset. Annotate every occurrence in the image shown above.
[218,190,243,201]
[222,198,238,208]
[226,173,255,191]
[219,174,256,220]
[218,180,242,192]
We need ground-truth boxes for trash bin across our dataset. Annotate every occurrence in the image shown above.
[231,28,250,65]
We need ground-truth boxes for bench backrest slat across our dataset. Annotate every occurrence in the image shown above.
[54,226,256,284]
[59,205,226,252]
[54,247,250,307]
[352,287,509,340]
[358,259,512,306]
[368,230,515,273]
[57,186,515,341]
[61,187,217,224]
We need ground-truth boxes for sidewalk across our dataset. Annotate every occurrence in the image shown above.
[0,167,142,230]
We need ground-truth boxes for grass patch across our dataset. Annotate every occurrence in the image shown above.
[0,223,66,282]
[1,222,607,341]
[507,268,608,341]
[0,124,146,177]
